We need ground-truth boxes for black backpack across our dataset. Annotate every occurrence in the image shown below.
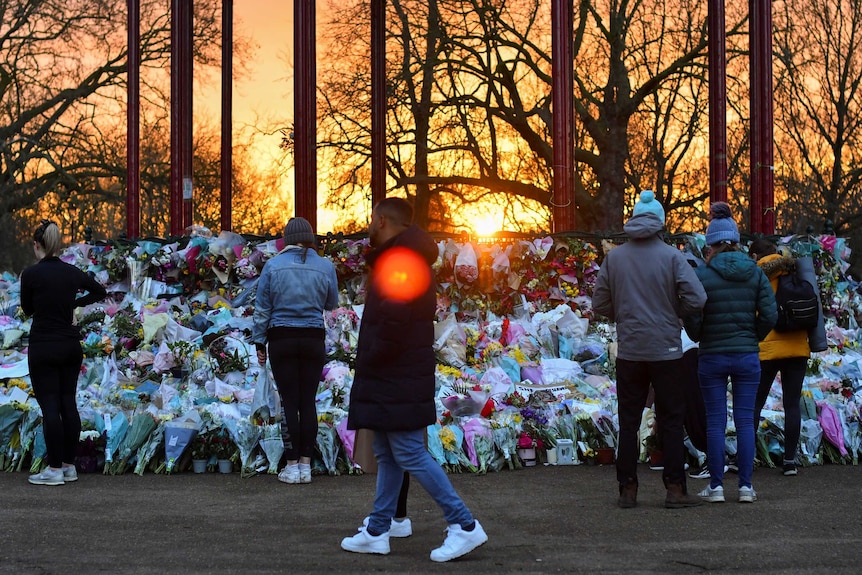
[773,272,819,332]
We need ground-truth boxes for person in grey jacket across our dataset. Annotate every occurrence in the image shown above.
[253,217,338,485]
[593,190,707,509]
[683,203,777,503]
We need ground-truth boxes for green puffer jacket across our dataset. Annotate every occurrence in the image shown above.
[683,251,777,354]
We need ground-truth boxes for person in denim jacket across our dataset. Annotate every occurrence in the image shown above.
[253,217,338,484]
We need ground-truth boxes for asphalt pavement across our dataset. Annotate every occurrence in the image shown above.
[1,462,860,574]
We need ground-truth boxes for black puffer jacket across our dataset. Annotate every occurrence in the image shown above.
[347,225,439,431]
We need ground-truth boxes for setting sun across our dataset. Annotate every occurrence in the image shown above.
[471,214,501,237]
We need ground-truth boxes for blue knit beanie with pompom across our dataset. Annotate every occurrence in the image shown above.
[631,190,665,222]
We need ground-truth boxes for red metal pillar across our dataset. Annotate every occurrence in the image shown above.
[181,0,194,231]
[755,0,775,234]
[294,0,317,229]
[220,0,233,232]
[370,0,386,208]
[708,0,728,204]
[127,0,141,239]
[170,0,183,236]
[749,0,762,233]
[551,0,575,232]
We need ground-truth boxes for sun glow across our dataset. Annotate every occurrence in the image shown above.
[471,214,501,237]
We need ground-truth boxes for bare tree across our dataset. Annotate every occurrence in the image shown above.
[315,0,745,233]
[772,0,862,237]
[0,0,229,270]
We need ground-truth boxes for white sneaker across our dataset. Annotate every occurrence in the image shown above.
[29,468,65,486]
[341,526,391,555]
[62,466,78,482]
[278,464,300,484]
[430,520,488,562]
[738,486,757,503]
[698,485,725,503]
[362,516,413,538]
[299,463,311,484]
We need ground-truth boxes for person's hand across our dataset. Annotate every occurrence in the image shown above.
[257,348,267,364]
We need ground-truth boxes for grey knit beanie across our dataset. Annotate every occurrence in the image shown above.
[283,217,316,245]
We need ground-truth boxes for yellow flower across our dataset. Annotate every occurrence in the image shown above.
[437,365,462,378]
[218,395,234,403]
[484,341,503,355]
[439,427,457,450]
[509,347,527,364]
[7,378,28,390]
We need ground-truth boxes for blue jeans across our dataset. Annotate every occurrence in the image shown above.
[367,429,473,534]
[698,352,760,489]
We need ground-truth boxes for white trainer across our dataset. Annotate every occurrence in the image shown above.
[29,467,65,486]
[430,520,488,562]
[278,464,300,484]
[63,466,78,482]
[299,463,311,484]
[362,516,413,538]
[738,486,757,503]
[341,526,391,555]
[698,484,725,503]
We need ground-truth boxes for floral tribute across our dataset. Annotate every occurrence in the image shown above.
[0,230,859,478]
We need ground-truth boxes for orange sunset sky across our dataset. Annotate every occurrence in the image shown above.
[202,1,345,231]
[206,2,509,235]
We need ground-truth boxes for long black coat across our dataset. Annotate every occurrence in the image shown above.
[347,225,439,431]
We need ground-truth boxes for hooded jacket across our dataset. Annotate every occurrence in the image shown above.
[757,254,811,360]
[684,251,777,354]
[347,224,439,431]
[252,246,339,346]
[592,213,707,361]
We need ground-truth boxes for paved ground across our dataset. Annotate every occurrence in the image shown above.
[1,462,860,574]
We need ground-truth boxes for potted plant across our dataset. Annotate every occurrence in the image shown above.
[76,429,106,474]
[516,432,538,466]
[212,428,236,473]
[207,334,250,376]
[576,412,614,464]
[167,340,197,378]
[189,432,211,473]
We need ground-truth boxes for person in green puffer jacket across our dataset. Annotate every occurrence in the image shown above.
[683,202,777,504]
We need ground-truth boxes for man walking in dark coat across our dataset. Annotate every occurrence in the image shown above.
[341,197,488,562]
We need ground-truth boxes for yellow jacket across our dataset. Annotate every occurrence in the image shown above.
[757,253,810,360]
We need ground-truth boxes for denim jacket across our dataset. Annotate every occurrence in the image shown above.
[252,246,338,345]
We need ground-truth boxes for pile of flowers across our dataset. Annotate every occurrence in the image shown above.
[0,230,860,477]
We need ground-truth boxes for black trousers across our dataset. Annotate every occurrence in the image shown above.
[269,332,326,460]
[650,348,707,454]
[29,339,84,468]
[682,348,708,453]
[755,357,807,462]
[616,357,688,489]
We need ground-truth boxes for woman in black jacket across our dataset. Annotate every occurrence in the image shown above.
[21,220,107,486]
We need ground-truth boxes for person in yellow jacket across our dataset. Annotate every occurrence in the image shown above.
[748,238,813,477]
